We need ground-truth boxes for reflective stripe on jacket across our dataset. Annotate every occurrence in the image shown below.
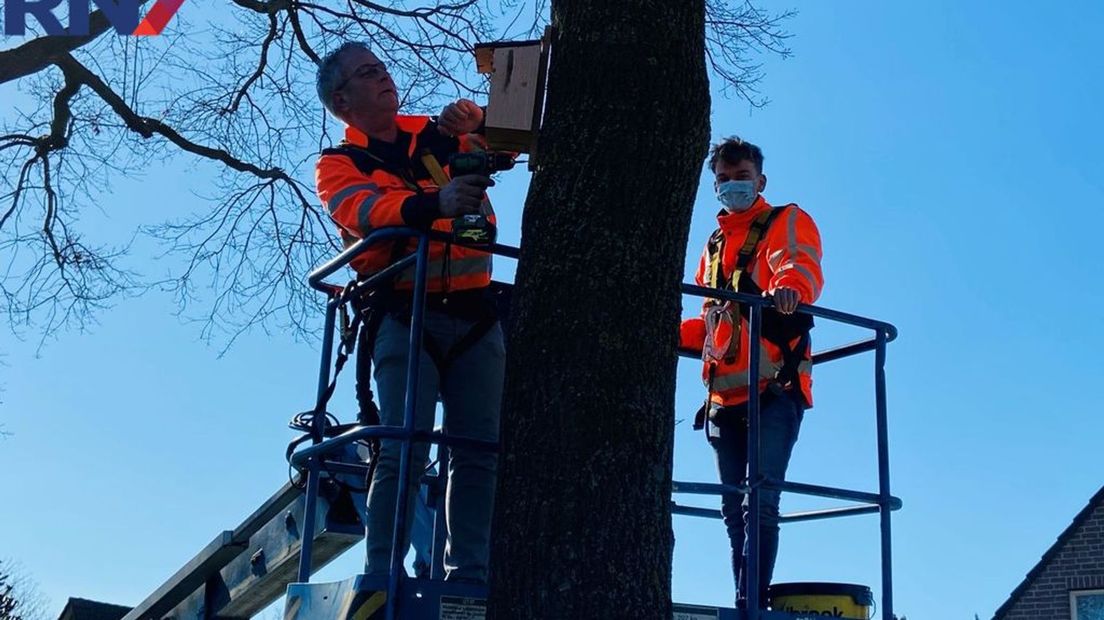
[315,115,494,292]
[680,196,824,407]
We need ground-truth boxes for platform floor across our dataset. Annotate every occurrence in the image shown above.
[285,574,857,619]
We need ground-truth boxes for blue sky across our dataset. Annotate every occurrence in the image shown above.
[3,1,1103,618]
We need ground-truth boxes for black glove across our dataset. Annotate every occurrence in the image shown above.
[439,174,493,218]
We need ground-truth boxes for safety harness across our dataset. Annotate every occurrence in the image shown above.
[694,206,814,431]
[286,130,502,489]
[317,130,501,422]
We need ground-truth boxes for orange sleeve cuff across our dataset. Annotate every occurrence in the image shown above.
[770,273,813,303]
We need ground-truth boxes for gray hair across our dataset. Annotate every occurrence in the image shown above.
[316,41,371,116]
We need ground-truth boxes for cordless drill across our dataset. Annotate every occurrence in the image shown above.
[448,151,514,245]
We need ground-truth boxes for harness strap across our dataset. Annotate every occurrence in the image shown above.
[285,287,366,468]
[418,150,457,291]
[328,141,422,192]
[705,208,780,365]
[730,207,777,288]
[704,206,813,400]
[774,330,810,392]
[443,315,497,369]
[354,311,384,426]
[313,289,361,422]
[398,311,498,374]
[419,149,451,186]
[694,363,718,431]
[706,208,777,292]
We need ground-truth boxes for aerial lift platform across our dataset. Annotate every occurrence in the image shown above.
[281,227,901,620]
[115,227,899,620]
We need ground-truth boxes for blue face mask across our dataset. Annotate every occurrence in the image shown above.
[716,180,758,212]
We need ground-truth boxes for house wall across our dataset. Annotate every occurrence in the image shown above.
[997,502,1104,620]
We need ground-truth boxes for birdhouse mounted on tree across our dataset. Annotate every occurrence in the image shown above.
[474,29,551,168]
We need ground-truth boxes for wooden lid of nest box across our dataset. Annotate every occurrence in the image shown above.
[474,35,549,159]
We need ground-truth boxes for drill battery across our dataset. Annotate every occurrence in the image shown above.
[447,152,515,246]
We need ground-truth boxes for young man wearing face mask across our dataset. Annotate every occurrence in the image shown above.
[680,136,824,608]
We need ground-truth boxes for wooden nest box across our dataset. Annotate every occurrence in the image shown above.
[474,32,551,166]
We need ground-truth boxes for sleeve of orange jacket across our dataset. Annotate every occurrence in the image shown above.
[315,154,442,238]
[763,205,824,304]
[679,244,708,350]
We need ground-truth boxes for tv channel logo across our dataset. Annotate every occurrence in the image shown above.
[3,0,186,36]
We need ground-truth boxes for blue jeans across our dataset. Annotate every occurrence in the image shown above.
[708,390,804,606]
[411,464,438,578]
[366,310,504,582]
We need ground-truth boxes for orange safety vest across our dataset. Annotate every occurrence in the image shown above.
[680,196,824,408]
[314,115,495,292]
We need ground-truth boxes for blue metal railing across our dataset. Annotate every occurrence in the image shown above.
[292,226,901,620]
[676,282,899,619]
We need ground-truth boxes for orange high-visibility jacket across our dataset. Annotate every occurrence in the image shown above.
[315,115,495,292]
[680,196,824,407]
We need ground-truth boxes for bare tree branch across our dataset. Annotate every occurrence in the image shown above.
[0,559,48,620]
[224,12,282,115]
[54,54,299,182]
[285,5,323,65]
[0,0,793,342]
[706,0,796,106]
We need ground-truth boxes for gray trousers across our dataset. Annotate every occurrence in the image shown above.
[365,310,504,582]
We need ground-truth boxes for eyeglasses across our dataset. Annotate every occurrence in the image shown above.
[334,62,388,91]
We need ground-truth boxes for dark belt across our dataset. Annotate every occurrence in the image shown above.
[386,286,497,323]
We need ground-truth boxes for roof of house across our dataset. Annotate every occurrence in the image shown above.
[57,597,132,620]
[993,485,1104,619]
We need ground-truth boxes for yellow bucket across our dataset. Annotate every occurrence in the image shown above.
[767,582,873,619]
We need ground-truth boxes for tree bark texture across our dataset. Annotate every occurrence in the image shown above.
[489,1,710,618]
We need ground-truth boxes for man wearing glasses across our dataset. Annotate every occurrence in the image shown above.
[314,42,503,584]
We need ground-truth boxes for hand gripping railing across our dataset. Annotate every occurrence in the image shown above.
[295,226,900,620]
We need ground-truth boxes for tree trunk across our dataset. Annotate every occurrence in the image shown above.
[488,1,710,618]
